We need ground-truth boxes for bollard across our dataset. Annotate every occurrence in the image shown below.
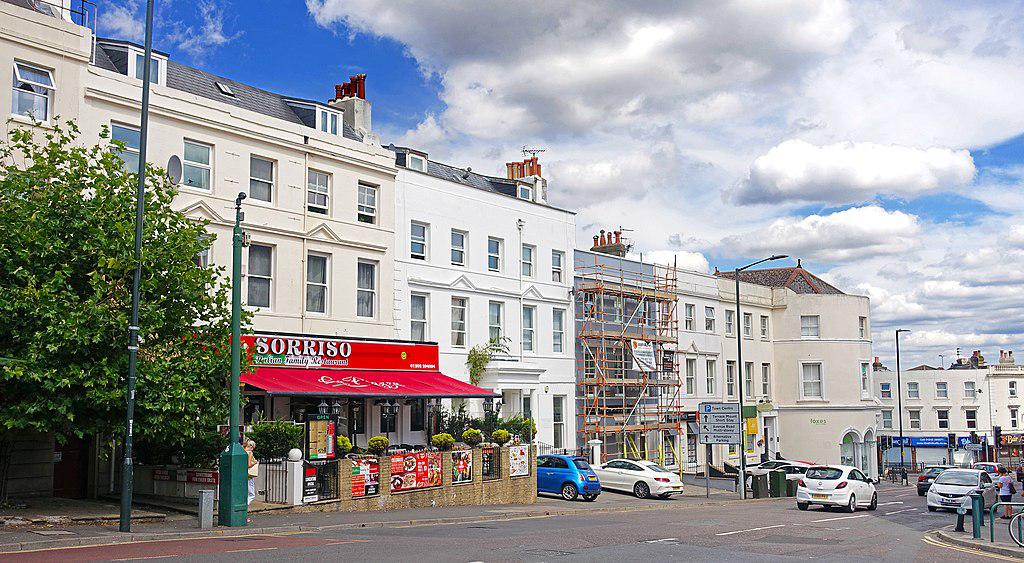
[198,489,214,529]
[970,492,984,540]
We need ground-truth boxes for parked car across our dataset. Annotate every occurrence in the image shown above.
[927,468,997,512]
[748,460,810,478]
[796,465,877,512]
[972,462,1003,477]
[746,462,810,489]
[592,459,684,499]
[917,465,954,496]
[537,455,601,501]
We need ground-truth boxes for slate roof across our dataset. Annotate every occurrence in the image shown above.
[716,261,845,295]
[93,38,362,142]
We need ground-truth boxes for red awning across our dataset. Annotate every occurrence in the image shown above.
[242,367,498,398]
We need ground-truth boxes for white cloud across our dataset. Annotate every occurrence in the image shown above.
[719,206,920,261]
[99,0,143,42]
[731,140,976,205]
[167,1,242,61]
[627,250,709,274]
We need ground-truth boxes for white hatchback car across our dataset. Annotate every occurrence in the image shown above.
[592,459,685,499]
[796,465,877,512]
[926,468,997,512]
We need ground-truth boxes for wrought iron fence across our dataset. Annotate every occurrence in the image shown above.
[314,459,341,501]
[259,458,288,504]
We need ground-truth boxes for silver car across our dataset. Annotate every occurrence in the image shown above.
[926,468,997,512]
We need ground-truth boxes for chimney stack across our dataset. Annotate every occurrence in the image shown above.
[505,156,542,180]
[330,74,372,134]
[590,229,629,257]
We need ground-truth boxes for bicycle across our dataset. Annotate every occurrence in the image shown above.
[1009,511,1024,547]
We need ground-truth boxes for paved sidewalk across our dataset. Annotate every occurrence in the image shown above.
[0,485,750,553]
[934,508,1024,559]
[0,498,165,526]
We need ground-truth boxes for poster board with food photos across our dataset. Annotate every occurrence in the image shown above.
[389,452,442,492]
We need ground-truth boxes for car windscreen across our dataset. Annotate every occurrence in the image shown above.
[925,468,944,477]
[573,459,592,470]
[805,467,844,480]
[935,471,979,486]
[645,464,672,473]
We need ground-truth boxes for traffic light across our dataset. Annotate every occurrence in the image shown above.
[993,426,1002,447]
[948,433,957,449]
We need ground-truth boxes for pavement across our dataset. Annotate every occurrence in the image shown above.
[2,481,1021,561]
[0,498,165,527]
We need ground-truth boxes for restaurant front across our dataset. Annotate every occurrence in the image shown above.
[240,333,497,449]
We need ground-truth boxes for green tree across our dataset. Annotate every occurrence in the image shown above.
[0,119,245,457]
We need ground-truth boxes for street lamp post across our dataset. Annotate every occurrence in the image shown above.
[119,0,156,533]
[734,254,788,500]
[218,192,249,526]
[895,329,910,485]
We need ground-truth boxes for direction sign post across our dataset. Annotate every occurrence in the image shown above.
[698,403,743,497]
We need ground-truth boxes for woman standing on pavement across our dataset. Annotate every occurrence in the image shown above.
[998,466,1015,519]
[245,438,259,506]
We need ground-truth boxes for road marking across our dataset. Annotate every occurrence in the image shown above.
[715,524,785,536]
[885,508,917,515]
[921,535,1016,561]
[877,501,903,506]
[325,540,371,546]
[811,514,869,523]
[644,538,678,543]
[225,547,278,554]
[111,557,176,562]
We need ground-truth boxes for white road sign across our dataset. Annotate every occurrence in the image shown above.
[698,402,741,445]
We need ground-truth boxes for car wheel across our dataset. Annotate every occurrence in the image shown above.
[928,506,938,512]
[845,494,857,513]
[634,481,651,499]
[797,502,809,511]
[868,493,877,511]
[561,483,579,501]
[582,494,598,502]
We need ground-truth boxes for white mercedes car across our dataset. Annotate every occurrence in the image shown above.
[796,465,877,512]
[592,459,685,499]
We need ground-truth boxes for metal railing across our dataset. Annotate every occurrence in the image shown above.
[314,460,341,501]
[988,502,1024,543]
[259,458,288,504]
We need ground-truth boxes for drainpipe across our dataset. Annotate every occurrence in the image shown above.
[517,219,525,362]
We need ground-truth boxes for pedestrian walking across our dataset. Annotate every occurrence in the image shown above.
[998,466,1015,519]
[1015,464,1023,484]
[245,438,259,506]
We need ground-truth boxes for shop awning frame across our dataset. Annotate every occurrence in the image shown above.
[242,367,499,399]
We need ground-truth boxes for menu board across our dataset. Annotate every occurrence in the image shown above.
[351,457,380,498]
[452,450,473,484]
[305,414,335,461]
[481,447,498,480]
[509,445,530,477]
[389,452,442,492]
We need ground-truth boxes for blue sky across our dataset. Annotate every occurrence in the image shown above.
[96,1,1024,368]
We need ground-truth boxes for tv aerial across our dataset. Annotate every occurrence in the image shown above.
[522,145,546,158]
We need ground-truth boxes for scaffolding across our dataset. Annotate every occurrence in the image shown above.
[575,254,682,463]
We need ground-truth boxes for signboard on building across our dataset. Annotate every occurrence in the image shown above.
[302,464,318,503]
[452,450,473,484]
[1001,434,1024,446]
[481,447,499,480]
[698,402,741,445]
[305,414,336,460]
[351,457,380,498]
[892,436,949,448]
[186,470,218,485]
[242,334,439,371]
[630,341,657,373]
[509,445,530,477]
[389,452,442,492]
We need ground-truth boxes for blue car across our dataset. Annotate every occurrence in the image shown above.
[537,455,601,501]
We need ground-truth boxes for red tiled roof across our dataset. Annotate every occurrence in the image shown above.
[716,261,845,295]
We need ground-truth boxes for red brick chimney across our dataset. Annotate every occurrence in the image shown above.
[335,74,367,100]
[590,229,629,257]
[506,156,542,180]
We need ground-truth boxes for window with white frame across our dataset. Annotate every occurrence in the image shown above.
[801,363,823,398]
[859,316,868,338]
[880,382,892,399]
[705,307,715,332]
[521,244,535,277]
[406,153,427,172]
[133,52,161,82]
[706,359,717,395]
[356,261,377,318]
[318,108,339,135]
[357,183,377,224]
[182,140,212,190]
[684,304,695,331]
[522,306,536,352]
[249,156,274,202]
[760,315,769,339]
[195,237,210,268]
[111,123,140,173]
[743,313,752,337]
[881,410,893,429]
[450,297,467,347]
[451,229,467,266]
[936,381,948,399]
[410,222,428,260]
[246,244,272,308]
[12,62,54,121]
[909,409,921,429]
[860,362,870,396]
[726,361,736,396]
[488,301,503,342]
[410,293,428,342]
[518,184,532,201]
[937,409,949,429]
[1012,408,1019,429]
[800,315,820,338]
[1012,381,1019,398]
[725,310,735,335]
[487,237,502,272]
[964,381,977,399]
[551,250,564,282]
[552,308,565,353]
[685,358,696,395]
[744,362,753,398]
[305,253,328,314]
[966,409,977,429]
[761,363,771,397]
[307,169,330,214]
[907,381,919,399]
[552,395,565,449]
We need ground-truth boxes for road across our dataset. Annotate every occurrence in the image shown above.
[3,482,1009,562]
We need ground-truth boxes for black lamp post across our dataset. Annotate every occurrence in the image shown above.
[734,254,788,500]
[895,329,911,485]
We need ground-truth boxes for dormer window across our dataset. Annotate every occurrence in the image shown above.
[126,48,166,86]
[407,154,426,172]
[518,184,533,200]
[318,108,339,135]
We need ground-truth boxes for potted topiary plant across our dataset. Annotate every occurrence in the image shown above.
[367,435,390,456]
[462,428,483,447]
[337,435,353,456]
[491,429,511,447]
[431,433,455,451]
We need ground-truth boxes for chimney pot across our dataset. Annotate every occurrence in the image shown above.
[614,230,621,245]
[599,230,607,246]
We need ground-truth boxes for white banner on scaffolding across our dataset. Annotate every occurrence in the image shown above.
[630,341,656,372]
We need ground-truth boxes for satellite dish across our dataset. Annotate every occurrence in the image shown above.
[166,155,182,184]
